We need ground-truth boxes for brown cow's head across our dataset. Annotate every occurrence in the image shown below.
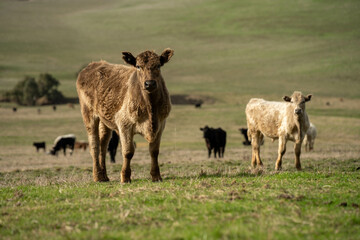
[122,49,174,93]
[283,91,312,117]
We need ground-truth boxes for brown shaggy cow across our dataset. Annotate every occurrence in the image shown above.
[76,49,174,183]
[245,91,312,170]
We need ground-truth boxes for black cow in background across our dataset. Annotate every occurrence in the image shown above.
[107,131,136,163]
[239,128,264,146]
[108,131,119,163]
[33,142,46,152]
[239,128,251,145]
[49,134,76,156]
[200,126,226,158]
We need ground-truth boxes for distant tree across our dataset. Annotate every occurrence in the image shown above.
[37,73,59,96]
[46,88,65,103]
[2,73,65,106]
[11,76,29,104]
[22,77,39,105]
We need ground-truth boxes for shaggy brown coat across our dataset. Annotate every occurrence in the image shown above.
[245,91,312,170]
[76,49,174,183]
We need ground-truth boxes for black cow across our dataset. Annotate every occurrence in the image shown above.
[33,142,46,152]
[200,126,226,158]
[239,128,251,146]
[239,128,264,146]
[107,131,136,163]
[108,131,119,163]
[49,134,76,156]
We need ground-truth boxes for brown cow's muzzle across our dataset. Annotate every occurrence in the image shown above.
[144,80,157,92]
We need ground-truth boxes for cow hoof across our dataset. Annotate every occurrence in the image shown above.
[93,176,110,182]
[152,175,163,182]
[121,177,131,183]
[296,166,302,171]
[275,166,282,171]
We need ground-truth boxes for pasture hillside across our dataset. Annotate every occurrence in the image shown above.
[0,0,360,239]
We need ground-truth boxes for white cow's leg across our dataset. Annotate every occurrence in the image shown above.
[251,131,263,168]
[275,136,286,171]
[294,142,302,170]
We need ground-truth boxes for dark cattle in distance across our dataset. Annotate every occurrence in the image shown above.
[74,141,89,151]
[108,131,119,163]
[239,128,264,146]
[33,142,46,152]
[49,134,76,156]
[12,107,17,112]
[195,102,202,108]
[200,126,226,158]
[239,128,251,146]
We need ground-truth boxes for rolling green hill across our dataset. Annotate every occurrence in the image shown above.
[1,0,359,99]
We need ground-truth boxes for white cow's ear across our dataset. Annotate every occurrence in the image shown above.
[122,52,136,67]
[283,96,291,102]
[160,48,174,66]
[305,94,312,102]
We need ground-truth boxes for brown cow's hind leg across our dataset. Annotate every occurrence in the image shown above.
[86,116,108,182]
[98,121,111,181]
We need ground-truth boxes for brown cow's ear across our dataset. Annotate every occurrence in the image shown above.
[160,48,174,66]
[122,52,136,67]
[283,96,291,102]
[305,94,312,102]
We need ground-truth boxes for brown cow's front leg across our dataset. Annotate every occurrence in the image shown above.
[149,131,163,182]
[119,127,134,183]
[294,142,302,170]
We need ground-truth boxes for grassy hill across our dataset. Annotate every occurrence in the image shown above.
[1,0,359,99]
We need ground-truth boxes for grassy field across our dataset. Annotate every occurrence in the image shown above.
[1,0,360,239]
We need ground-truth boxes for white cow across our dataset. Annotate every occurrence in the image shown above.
[245,91,312,170]
[303,123,317,151]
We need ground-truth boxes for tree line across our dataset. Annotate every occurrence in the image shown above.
[2,73,65,106]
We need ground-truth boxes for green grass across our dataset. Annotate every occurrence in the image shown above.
[1,0,360,239]
[1,159,360,240]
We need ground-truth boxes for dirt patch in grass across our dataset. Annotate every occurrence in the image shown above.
[170,94,216,105]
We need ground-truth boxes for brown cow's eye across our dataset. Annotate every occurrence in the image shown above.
[136,66,141,69]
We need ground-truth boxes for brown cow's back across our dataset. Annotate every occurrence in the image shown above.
[77,61,135,129]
